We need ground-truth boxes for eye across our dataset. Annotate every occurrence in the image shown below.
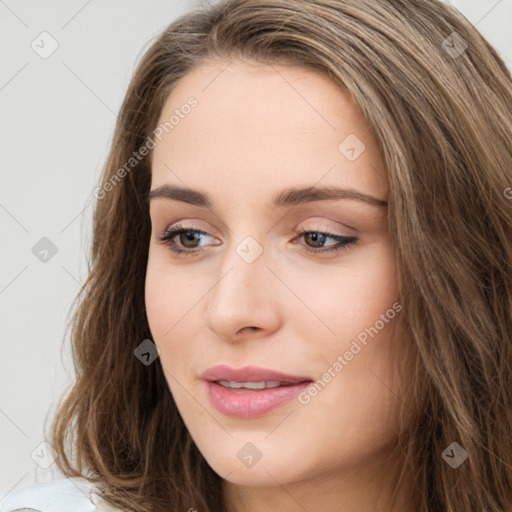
[158,223,218,256]
[293,229,357,254]
[158,224,357,257]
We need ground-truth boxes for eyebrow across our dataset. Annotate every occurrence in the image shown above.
[148,184,387,209]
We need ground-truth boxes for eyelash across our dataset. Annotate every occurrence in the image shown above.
[158,223,357,257]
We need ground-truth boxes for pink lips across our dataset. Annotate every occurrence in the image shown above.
[200,365,313,418]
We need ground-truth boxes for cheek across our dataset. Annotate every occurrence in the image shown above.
[144,248,204,341]
[145,255,185,375]
[287,242,398,347]
[145,252,170,339]
[144,249,217,397]
[287,243,400,412]
[306,246,402,422]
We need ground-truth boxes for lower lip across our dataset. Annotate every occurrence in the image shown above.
[204,380,311,418]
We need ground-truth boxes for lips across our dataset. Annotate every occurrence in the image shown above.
[200,364,313,385]
[200,365,314,418]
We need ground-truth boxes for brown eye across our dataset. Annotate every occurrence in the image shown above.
[295,230,357,254]
[159,224,216,256]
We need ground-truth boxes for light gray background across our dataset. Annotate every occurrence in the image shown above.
[1,0,511,499]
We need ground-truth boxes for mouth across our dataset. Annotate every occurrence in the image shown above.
[200,365,314,418]
[215,380,297,390]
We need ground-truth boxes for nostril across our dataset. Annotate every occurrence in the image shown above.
[237,326,259,334]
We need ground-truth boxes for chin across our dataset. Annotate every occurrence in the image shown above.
[195,436,312,487]
[220,467,281,486]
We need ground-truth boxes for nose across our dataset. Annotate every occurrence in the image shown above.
[203,239,281,343]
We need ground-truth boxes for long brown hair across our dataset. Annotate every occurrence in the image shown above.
[49,1,512,510]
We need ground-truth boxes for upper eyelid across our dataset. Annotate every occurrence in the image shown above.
[162,221,211,235]
[160,216,356,234]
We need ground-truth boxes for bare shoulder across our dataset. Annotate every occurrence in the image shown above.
[0,477,123,512]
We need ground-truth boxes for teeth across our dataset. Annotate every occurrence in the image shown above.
[217,380,284,389]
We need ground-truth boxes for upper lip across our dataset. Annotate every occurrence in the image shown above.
[200,365,313,384]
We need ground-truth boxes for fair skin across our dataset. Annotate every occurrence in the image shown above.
[145,58,418,511]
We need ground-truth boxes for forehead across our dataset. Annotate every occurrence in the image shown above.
[150,58,387,203]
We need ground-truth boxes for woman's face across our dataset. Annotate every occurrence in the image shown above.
[145,58,405,496]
